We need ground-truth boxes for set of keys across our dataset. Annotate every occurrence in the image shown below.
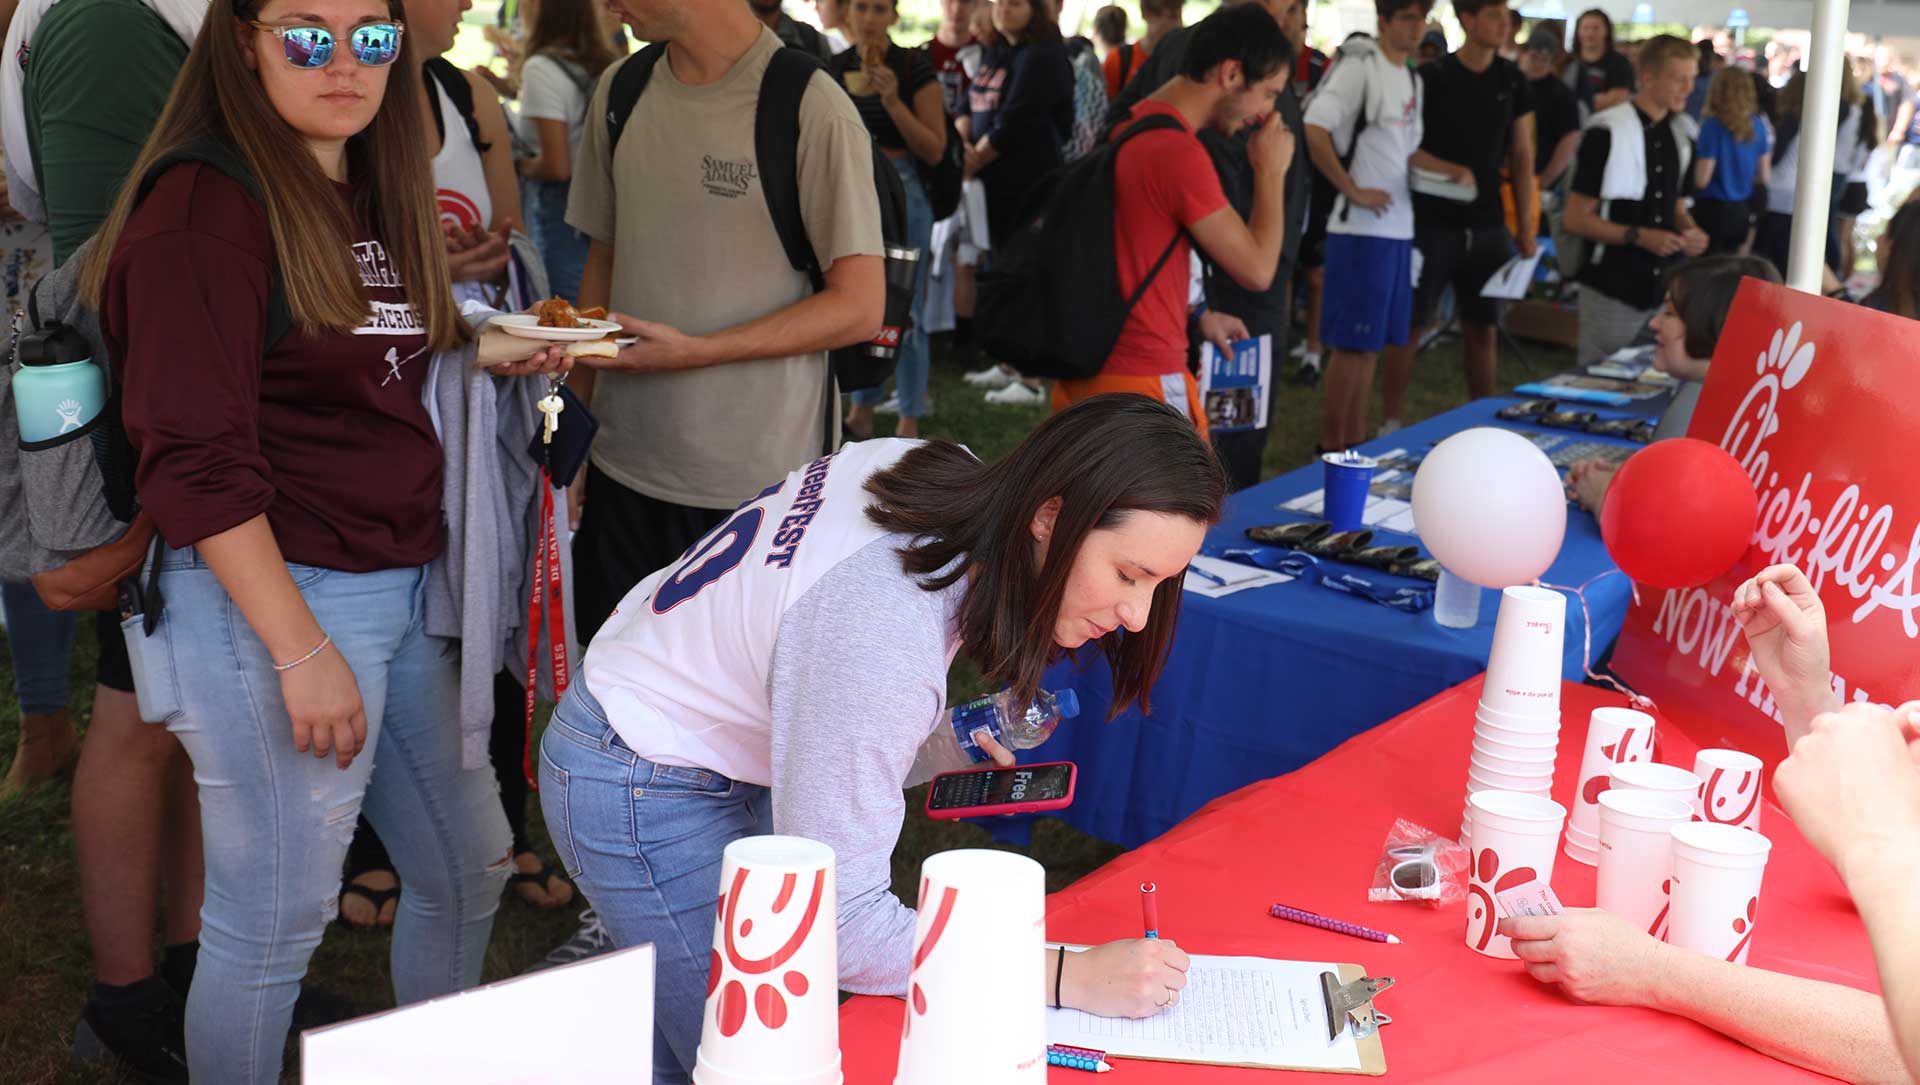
[535,372,568,446]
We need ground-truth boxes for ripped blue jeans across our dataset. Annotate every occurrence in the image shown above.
[127,545,512,1084]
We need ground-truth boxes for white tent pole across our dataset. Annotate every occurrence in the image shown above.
[1787,0,1849,292]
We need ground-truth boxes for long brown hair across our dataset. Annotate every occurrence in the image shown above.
[1001,0,1061,46]
[82,0,469,351]
[1878,200,1920,320]
[524,0,618,79]
[864,394,1227,717]
[1705,66,1757,142]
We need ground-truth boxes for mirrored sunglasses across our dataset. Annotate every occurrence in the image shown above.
[251,21,404,68]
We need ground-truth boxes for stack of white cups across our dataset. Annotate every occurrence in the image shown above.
[693,836,842,1085]
[1463,586,1568,845]
[1563,707,1658,866]
[894,849,1048,1085]
[1464,790,1568,959]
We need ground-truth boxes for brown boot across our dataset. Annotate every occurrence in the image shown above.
[3,709,77,796]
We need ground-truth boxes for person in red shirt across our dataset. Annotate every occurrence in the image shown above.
[79,1,565,1079]
[926,0,976,119]
[1052,4,1296,435]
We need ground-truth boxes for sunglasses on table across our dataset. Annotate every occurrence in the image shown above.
[251,21,404,68]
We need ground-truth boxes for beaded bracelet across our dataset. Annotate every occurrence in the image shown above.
[273,633,333,673]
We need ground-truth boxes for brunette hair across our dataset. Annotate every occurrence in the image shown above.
[1092,4,1126,48]
[525,0,619,78]
[863,395,1227,717]
[1876,200,1920,319]
[1006,0,1062,46]
[1668,254,1781,360]
[81,0,469,351]
[1574,8,1612,54]
[1704,66,1757,142]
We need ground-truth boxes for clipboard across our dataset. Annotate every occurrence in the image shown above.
[1045,951,1391,1076]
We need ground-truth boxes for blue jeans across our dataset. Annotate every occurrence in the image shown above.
[128,546,512,1084]
[852,155,934,418]
[525,177,590,302]
[1,580,75,715]
[540,681,771,1085]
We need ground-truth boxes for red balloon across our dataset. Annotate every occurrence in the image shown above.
[1600,439,1757,589]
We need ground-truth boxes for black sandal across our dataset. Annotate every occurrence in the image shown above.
[508,854,573,909]
[336,875,400,930]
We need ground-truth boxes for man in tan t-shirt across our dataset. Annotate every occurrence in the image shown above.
[563,0,884,647]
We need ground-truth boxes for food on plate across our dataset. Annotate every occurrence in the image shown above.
[535,297,608,328]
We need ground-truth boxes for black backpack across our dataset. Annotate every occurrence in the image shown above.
[605,43,909,397]
[424,57,490,154]
[920,109,965,222]
[974,112,1187,382]
[1116,42,1137,90]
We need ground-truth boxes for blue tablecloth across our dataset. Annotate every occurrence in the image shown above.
[995,392,1663,849]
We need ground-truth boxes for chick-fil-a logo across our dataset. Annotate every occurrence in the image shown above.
[706,867,826,1037]
[1723,321,1920,638]
[898,878,958,1039]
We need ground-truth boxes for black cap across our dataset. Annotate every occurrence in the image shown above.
[1523,26,1559,54]
[18,323,91,367]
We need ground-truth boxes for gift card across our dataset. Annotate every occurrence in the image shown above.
[1494,880,1565,918]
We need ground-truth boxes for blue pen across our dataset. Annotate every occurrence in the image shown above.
[1187,563,1229,587]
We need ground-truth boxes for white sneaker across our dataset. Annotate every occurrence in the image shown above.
[524,908,615,973]
[873,396,902,415]
[984,381,1048,406]
[963,365,1015,388]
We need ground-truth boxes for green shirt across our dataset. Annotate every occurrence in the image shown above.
[25,0,190,265]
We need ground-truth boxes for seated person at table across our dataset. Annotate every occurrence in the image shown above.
[539,395,1222,1084]
[1565,253,1779,513]
[1501,564,1920,1084]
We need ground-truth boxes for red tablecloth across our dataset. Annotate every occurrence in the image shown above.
[839,677,1880,1082]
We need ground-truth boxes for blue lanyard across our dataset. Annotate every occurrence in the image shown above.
[1218,549,1436,613]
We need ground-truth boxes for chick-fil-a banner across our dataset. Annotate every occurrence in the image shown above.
[1610,280,1920,767]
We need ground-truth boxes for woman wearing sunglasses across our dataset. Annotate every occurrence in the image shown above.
[78,2,557,1079]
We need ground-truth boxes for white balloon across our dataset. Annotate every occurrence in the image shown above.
[1411,428,1568,589]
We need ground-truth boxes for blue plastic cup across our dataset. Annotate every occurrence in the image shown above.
[1321,452,1377,532]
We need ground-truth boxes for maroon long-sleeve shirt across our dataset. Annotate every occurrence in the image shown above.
[103,163,444,572]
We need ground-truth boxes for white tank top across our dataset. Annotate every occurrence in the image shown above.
[428,68,493,237]
[581,439,922,780]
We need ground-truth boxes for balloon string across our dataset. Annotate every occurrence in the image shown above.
[1534,570,1658,713]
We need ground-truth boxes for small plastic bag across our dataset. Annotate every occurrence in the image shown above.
[1368,818,1470,907]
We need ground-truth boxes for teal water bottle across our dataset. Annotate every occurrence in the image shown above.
[13,324,105,444]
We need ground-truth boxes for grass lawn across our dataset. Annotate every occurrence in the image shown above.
[0,305,1570,1081]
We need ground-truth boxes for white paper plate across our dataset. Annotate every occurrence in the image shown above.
[494,313,622,342]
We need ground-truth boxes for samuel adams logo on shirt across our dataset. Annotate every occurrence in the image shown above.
[702,155,758,199]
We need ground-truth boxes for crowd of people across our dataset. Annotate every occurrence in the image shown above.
[0,0,1918,1082]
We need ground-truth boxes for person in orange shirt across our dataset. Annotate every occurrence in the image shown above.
[1100,0,1183,102]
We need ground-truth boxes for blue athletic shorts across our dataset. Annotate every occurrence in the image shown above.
[1319,233,1414,354]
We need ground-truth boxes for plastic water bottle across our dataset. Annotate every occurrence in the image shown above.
[1434,567,1482,629]
[12,324,104,444]
[949,688,1081,763]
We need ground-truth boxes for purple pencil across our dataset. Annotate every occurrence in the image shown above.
[1269,903,1401,944]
